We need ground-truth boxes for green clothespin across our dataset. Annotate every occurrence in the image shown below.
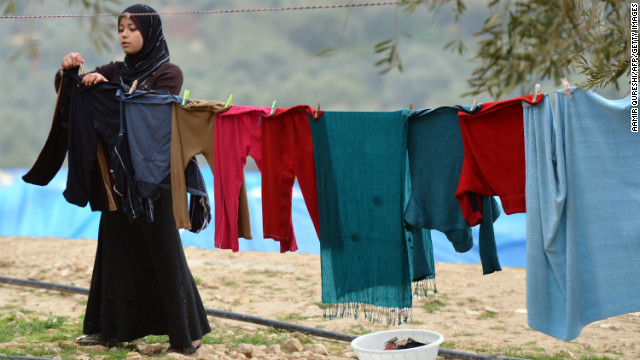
[181,89,190,106]
[226,94,233,107]
[270,100,277,116]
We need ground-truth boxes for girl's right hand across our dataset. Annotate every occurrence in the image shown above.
[61,52,84,70]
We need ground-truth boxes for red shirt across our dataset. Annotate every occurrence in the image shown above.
[456,94,543,226]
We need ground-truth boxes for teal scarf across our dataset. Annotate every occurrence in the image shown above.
[309,110,432,324]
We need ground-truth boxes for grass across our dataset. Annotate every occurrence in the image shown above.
[0,311,628,360]
[0,314,71,342]
[0,312,328,359]
[422,293,448,313]
[477,309,498,320]
[223,280,240,287]
[277,313,310,322]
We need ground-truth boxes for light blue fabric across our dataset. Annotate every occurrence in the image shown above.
[524,89,640,341]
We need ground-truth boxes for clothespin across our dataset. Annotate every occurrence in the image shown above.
[79,62,86,75]
[181,89,190,105]
[128,79,138,94]
[561,78,572,99]
[269,100,277,116]
[315,102,321,119]
[409,104,414,113]
[470,99,478,112]
[225,94,233,107]
[533,84,541,102]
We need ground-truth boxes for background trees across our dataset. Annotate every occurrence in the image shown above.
[0,0,632,167]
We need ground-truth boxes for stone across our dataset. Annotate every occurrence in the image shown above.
[265,344,281,354]
[138,343,165,356]
[13,311,27,321]
[237,343,254,358]
[281,337,303,353]
[55,340,77,349]
[123,352,144,360]
[303,343,328,355]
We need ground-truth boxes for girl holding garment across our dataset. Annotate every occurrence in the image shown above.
[59,4,209,354]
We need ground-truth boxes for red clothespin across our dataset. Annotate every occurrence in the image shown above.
[561,78,572,99]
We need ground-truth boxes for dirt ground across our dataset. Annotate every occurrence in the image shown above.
[0,236,638,359]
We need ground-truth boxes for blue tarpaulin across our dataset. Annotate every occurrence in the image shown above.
[0,168,527,267]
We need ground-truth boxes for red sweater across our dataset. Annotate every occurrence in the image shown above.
[456,94,543,226]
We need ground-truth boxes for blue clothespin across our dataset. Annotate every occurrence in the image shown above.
[226,94,233,107]
[181,89,190,106]
[270,100,277,116]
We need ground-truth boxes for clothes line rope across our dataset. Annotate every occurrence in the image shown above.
[0,2,401,19]
[0,48,58,71]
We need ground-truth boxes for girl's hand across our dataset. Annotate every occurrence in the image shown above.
[61,52,84,70]
[81,72,107,86]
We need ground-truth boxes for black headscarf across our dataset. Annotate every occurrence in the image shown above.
[118,4,170,86]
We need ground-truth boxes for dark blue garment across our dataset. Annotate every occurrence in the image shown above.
[116,89,183,199]
[405,107,501,274]
[115,89,210,231]
[23,72,73,187]
[26,72,209,231]
[59,73,124,211]
[46,73,152,221]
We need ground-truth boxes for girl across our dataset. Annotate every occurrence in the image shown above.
[60,4,209,354]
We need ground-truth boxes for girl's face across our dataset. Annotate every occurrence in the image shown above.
[118,17,143,55]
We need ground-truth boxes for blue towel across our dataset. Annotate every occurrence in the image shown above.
[309,110,415,324]
[524,89,640,341]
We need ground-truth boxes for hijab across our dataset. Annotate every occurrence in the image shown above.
[118,4,170,86]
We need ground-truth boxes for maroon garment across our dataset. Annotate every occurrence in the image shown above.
[261,105,322,247]
[456,94,543,226]
[55,61,183,95]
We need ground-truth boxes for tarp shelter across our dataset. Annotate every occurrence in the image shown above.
[0,168,527,267]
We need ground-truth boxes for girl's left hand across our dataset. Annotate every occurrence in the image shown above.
[82,72,107,86]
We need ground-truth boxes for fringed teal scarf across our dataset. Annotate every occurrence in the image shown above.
[309,110,435,324]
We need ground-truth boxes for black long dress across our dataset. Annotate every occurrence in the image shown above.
[84,188,210,348]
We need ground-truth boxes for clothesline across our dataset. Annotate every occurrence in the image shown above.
[0,48,58,72]
[0,2,401,19]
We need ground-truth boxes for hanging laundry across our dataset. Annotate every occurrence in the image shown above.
[23,72,124,212]
[25,72,210,230]
[116,90,211,229]
[261,105,322,244]
[402,151,436,293]
[310,110,414,323]
[23,72,74,187]
[456,94,544,225]
[405,107,501,275]
[524,89,640,341]
[170,100,252,238]
[116,89,183,199]
[213,105,274,252]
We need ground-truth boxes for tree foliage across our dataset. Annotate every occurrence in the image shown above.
[1,0,122,58]
[393,0,631,98]
[0,0,632,99]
